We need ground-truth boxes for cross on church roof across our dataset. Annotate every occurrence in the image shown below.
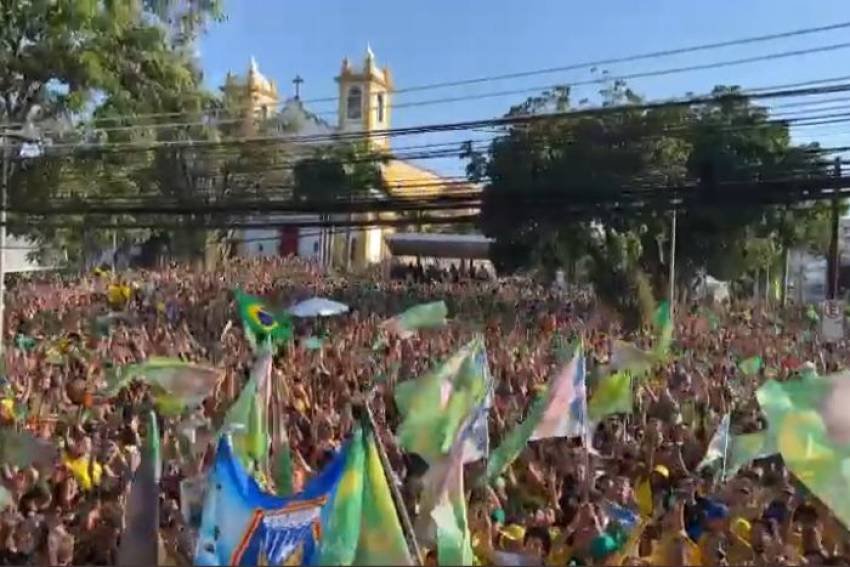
[293,75,304,100]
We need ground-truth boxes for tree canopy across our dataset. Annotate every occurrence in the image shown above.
[2,0,224,266]
[469,80,834,322]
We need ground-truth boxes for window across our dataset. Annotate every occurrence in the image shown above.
[346,86,362,120]
[376,92,385,122]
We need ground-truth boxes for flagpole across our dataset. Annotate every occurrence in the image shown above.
[362,400,425,566]
[580,337,592,504]
[669,208,677,319]
[720,415,730,483]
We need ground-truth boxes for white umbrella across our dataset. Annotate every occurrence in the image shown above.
[287,297,350,318]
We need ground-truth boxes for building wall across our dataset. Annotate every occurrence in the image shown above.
[365,225,384,264]
[238,228,280,258]
[3,236,51,273]
[237,215,327,261]
[297,224,323,259]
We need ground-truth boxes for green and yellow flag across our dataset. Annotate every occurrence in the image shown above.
[757,373,850,528]
[381,301,448,339]
[608,301,673,377]
[738,356,763,377]
[0,429,57,469]
[726,430,776,477]
[234,290,293,349]
[487,344,585,481]
[395,337,490,464]
[317,425,413,566]
[219,351,272,479]
[652,300,673,359]
[105,358,223,417]
[588,371,633,424]
[273,441,294,497]
[609,340,655,378]
[415,415,475,566]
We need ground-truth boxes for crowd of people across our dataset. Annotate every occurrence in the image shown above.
[0,256,847,566]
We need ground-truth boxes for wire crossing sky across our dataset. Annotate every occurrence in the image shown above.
[199,0,850,176]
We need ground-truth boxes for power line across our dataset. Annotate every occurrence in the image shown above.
[22,104,850,189]
[21,38,850,140]
[16,111,850,200]
[314,41,850,117]
[26,80,850,155]
[10,171,850,219]
[6,20,850,135]
[390,21,850,95]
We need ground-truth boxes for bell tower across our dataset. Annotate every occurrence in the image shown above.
[336,45,393,150]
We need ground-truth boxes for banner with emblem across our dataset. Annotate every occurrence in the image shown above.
[194,437,347,566]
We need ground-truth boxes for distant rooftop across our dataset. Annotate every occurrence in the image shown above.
[385,232,492,259]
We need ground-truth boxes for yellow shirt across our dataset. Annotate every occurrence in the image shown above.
[0,399,15,419]
[471,529,490,565]
[654,530,701,566]
[727,534,754,565]
[635,479,654,518]
[547,528,572,567]
[64,455,103,491]
[107,284,131,309]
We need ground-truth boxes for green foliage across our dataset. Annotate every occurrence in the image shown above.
[2,0,221,266]
[473,80,834,322]
[293,142,388,203]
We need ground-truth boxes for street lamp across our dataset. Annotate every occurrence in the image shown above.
[0,123,43,354]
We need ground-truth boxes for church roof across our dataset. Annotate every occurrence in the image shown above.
[275,98,335,134]
[381,159,476,197]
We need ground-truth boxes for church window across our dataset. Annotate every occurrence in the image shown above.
[376,92,385,122]
[347,86,363,120]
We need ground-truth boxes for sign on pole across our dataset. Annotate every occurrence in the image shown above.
[821,300,845,342]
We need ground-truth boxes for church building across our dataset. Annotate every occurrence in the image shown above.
[222,47,472,269]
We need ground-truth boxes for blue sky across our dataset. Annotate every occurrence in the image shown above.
[200,0,850,176]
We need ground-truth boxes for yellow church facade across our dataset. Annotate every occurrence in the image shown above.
[224,47,474,269]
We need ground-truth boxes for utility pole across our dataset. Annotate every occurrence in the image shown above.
[0,139,8,356]
[828,157,842,300]
[668,208,677,317]
[112,228,117,271]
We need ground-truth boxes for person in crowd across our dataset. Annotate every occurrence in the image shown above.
[0,256,846,565]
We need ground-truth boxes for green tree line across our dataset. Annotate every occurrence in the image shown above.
[466,79,836,325]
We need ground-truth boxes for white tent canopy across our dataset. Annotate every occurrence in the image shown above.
[287,297,350,318]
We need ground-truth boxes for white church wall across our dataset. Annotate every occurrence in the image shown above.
[239,228,279,258]
[297,222,323,260]
[365,226,384,264]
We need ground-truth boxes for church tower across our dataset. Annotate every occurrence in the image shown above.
[222,57,279,134]
[336,45,394,150]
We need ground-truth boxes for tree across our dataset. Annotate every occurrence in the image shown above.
[470,80,835,326]
[293,142,387,268]
[2,0,222,266]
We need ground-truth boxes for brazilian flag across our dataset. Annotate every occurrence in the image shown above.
[757,373,850,529]
[234,290,293,349]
